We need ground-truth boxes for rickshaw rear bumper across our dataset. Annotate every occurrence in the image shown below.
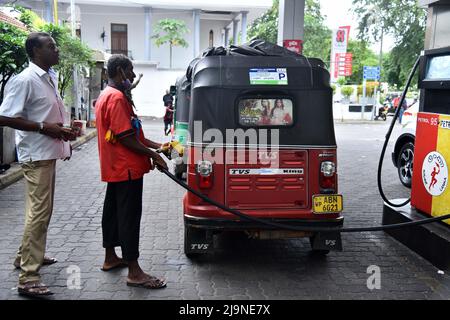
[184,214,343,231]
[184,215,344,251]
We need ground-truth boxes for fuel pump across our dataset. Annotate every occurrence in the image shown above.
[382,0,450,271]
[411,46,450,224]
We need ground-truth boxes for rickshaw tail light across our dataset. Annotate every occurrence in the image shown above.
[320,175,336,190]
[196,160,213,189]
[198,175,213,189]
[320,161,335,177]
[320,161,336,191]
[197,160,213,176]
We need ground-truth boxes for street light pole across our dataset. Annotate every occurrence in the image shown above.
[377,27,384,101]
[365,5,384,119]
[70,0,79,121]
[70,0,76,37]
[53,0,58,24]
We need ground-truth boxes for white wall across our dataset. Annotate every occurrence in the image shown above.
[332,102,374,121]
[21,1,267,68]
[73,6,227,68]
[16,1,269,119]
[21,2,221,67]
[131,63,185,117]
[200,19,228,50]
[62,4,148,60]
[82,5,141,56]
[151,10,195,68]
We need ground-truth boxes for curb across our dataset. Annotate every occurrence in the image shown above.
[0,129,97,190]
[71,129,97,149]
[333,120,394,124]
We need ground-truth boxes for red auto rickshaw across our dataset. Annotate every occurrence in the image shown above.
[182,40,344,257]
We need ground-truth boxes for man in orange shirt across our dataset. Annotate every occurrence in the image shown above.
[95,54,168,289]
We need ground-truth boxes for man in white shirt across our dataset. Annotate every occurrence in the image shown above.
[0,32,76,297]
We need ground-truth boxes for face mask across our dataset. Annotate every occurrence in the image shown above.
[119,68,132,91]
[122,78,132,91]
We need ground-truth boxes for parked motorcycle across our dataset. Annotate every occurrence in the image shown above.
[374,105,388,121]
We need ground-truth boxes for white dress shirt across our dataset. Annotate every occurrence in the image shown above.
[0,62,70,162]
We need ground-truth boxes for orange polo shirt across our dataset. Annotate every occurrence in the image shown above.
[95,86,151,182]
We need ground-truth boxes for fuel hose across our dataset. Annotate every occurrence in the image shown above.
[158,55,450,233]
[377,56,420,207]
[160,168,450,233]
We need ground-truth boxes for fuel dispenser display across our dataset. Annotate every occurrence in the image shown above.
[411,47,450,225]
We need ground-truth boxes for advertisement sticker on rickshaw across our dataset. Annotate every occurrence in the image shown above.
[249,68,288,85]
[238,98,293,126]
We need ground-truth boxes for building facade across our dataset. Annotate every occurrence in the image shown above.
[10,0,270,116]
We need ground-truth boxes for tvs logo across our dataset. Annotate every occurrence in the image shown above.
[422,151,448,196]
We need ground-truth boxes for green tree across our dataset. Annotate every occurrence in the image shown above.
[40,24,94,99]
[152,19,189,68]
[302,0,331,63]
[346,39,378,84]
[337,77,347,87]
[341,86,354,100]
[382,51,400,88]
[247,0,279,43]
[0,22,28,103]
[357,83,376,97]
[248,0,331,62]
[352,0,426,86]
[15,6,45,31]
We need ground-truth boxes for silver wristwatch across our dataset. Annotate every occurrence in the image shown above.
[38,122,44,133]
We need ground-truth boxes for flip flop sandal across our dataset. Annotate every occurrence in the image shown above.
[100,261,128,271]
[18,282,54,298]
[127,277,167,289]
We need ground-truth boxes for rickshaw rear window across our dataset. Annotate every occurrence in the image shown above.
[238,98,294,126]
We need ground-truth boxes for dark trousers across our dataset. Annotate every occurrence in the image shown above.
[164,120,171,134]
[102,178,143,261]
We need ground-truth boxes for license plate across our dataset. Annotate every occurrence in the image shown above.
[312,195,343,214]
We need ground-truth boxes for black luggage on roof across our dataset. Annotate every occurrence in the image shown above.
[185,40,336,147]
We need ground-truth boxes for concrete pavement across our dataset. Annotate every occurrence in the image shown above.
[0,119,449,300]
[0,128,98,190]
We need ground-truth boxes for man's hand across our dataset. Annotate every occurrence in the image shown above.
[161,142,170,148]
[61,127,78,141]
[41,122,69,140]
[157,142,172,159]
[119,135,168,171]
[152,153,168,171]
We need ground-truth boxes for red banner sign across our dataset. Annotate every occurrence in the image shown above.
[283,39,303,54]
[334,52,353,77]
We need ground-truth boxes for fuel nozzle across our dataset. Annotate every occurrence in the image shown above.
[157,140,184,160]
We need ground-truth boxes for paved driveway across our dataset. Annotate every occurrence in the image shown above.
[0,119,449,300]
